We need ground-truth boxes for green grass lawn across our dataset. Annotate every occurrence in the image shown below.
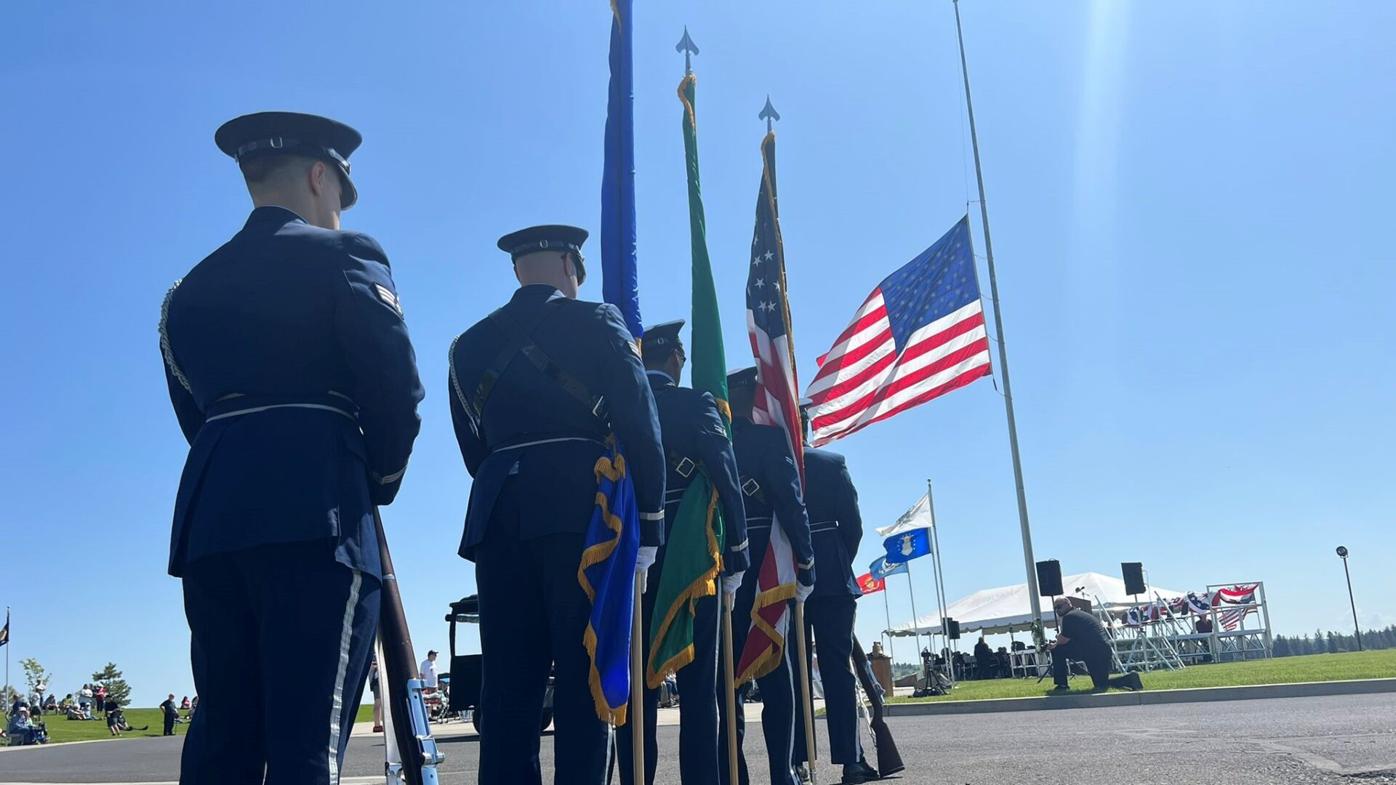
[355,704,374,725]
[29,708,190,744]
[889,649,1396,704]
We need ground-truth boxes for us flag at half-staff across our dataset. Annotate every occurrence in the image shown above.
[805,216,992,446]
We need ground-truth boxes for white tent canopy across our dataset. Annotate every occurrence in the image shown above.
[888,571,1187,637]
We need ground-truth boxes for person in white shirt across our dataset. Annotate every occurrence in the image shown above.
[418,651,439,689]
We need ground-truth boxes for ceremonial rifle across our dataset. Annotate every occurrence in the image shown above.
[374,509,444,785]
[850,636,904,779]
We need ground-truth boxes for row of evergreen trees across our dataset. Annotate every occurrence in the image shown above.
[1272,625,1396,657]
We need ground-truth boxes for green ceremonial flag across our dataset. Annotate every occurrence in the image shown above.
[646,72,730,687]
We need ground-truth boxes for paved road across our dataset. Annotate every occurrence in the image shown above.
[3,693,1394,784]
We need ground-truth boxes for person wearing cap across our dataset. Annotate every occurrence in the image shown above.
[419,650,439,689]
[1046,597,1143,693]
[790,404,877,785]
[159,111,423,784]
[447,224,665,784]
[615,319,750,785]
[717,367,815,785]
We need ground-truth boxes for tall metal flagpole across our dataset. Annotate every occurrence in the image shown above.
[926,481,953,685]
[904,563,925,659]
[926,481,951,653]
[952,0,1045,645]
[882,589,897,665]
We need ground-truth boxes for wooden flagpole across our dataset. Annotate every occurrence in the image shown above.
[631,573,646,785]
[722,592,740,785]
[794,601,818,784]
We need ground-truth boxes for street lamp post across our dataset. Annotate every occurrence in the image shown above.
[1336,546,1362,651]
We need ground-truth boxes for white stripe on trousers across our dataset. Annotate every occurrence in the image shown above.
[327,571,363,783]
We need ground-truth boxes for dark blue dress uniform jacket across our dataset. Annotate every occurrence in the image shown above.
[802,447,862,597]
[647,372,749,575]
[159,206,424,579]
[448,285,666,556]
[730,419,814,581]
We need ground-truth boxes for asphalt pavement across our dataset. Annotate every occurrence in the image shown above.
[2,693,1394,784]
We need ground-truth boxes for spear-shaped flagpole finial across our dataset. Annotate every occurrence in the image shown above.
[759,95,781,134]
[676,26,699,75]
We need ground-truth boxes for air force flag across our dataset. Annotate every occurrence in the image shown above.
[883,528,931,564]
[869,556,909,581]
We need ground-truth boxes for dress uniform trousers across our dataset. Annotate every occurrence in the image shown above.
[1051,641,1112,689]
[475,478,609,785]
[180,541,379,785]
[792,595,861,766]
[717,545,799,785]
[616,588,720,785]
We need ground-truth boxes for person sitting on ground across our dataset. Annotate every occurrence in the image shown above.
[1046,597,1143,693]
[180,695,191,712]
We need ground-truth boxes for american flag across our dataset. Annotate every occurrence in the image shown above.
[736,131,801,684]
[1219,606,1253,631]
[805,217,992,445]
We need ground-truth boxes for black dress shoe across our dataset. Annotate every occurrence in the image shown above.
[842,763,869,784]
[1050,684,1071,693]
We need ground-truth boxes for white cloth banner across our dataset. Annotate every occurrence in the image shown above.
[876,493,934,538]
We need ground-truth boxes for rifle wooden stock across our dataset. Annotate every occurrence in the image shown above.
[850,636,904,779]
[375,509,426,785]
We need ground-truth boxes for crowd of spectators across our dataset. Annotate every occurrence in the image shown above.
[4,685,197,745]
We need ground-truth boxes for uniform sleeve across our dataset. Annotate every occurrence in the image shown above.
[695,394,749,574]
[333,234,425,505]
[159,281,202,444]
[447,335,488,476]
[834,455,863,564]
[594,305,667,546]
[763,430,815,577]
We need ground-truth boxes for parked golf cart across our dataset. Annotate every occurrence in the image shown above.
[446,595,554,733]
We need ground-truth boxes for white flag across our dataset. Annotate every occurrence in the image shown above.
[876,493,934,538]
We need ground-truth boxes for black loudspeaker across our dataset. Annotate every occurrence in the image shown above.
[1122,562,1146,596]
[947,619,961,640]
[1036,559,1063,597]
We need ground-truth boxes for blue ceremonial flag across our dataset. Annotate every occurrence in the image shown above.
[576,0,643,726]
[601,0,643,339]
[869,556,908,581]
[883,529,932,564]
[578,438,641,725]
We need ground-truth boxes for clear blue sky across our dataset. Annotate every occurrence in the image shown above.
[2,2,1392,704]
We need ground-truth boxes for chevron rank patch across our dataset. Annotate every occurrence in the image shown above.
[374,283,403,316]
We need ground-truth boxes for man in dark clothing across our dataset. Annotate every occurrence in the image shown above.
[718,368,815,785]
[448,224,666,785]
[1047,598,1142,692]
[617,319,750,785]
[160,694,179,736]
[790,406,877,785]
[973,637,994,680]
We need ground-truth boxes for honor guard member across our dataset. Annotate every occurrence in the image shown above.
[617,320,751,785]
[159,112,424,784]
[791,406,878,785]
[448,225,666,785]
[717,368,815,785]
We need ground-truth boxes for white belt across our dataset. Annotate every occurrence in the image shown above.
[205,403,357,424]
[493,436,605,452]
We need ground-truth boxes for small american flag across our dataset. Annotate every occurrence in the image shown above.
[1219,606,1253,631]
[736,131,801,684]
[805,216,992,445]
